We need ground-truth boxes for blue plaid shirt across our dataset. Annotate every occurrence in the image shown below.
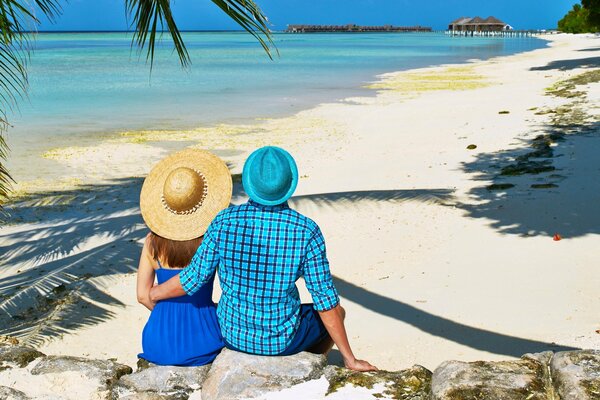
[179,200,339,355]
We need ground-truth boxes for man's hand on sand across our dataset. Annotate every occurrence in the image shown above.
[345,358,379,372]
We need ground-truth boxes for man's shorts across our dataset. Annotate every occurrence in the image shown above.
[224,303,330,356]
[277,303,330,356]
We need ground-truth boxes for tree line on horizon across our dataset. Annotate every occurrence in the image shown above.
[559,0,600,33]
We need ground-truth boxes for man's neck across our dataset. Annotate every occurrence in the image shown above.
[247,199,290,211]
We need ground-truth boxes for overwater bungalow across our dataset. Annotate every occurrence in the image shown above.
[448,16,512,32]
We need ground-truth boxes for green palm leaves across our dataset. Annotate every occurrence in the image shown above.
[125,0,275,68]
[0,1,64,206]
[127,0,192,68]
[0,0,275,211]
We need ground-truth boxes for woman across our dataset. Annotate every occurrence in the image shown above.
[136,148,233,366]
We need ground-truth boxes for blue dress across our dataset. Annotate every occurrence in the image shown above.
[138,267,224,366]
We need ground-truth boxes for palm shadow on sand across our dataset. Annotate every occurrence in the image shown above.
[0,182,456,347]
[530,56,600,71]
[0,170,584,356]
[457,55,600,237]
[459,119,600,238]
[0,178,146,345]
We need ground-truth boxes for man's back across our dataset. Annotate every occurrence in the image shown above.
[180,200,339,355]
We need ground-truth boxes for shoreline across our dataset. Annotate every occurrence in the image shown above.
[5,32,548,191]
[0,33,599,372]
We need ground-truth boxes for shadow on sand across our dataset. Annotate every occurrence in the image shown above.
[334,277,578,358]
[530,56,600,71]
[0,181,455,347]
[0,165,587,354]
[0,178,147,345]
[459,116,600,237]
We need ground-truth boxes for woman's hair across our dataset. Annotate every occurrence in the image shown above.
[147,232,203,269]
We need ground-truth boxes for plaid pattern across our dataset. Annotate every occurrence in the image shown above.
[179,200,339,355]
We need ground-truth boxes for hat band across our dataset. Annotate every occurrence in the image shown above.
[160,169,208,215]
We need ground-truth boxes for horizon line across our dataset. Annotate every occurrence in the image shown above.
[32,29,250,33]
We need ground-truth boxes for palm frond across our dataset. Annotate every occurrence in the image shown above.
[209,0,276,58]
[126,0,276,69]
[33,0,62,22]
[125,0,191,69]
[0,130,14,215]
[0,0,63,211]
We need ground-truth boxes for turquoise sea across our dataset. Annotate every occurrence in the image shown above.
[7,32,546,159]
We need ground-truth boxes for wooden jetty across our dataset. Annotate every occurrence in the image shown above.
[286,24,432,33]
[445,30,538,37]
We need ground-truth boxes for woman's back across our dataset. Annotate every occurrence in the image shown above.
[139,266,223,366]
[155,267,213,304]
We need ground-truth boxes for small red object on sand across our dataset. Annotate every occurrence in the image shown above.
[553,233,562,241]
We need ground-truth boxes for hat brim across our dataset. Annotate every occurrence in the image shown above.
[242,147,298,206]
[140,149,232,241]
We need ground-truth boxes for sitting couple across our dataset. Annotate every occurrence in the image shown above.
[136,146,377,372]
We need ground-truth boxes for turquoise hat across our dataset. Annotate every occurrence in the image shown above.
[242,146,298,206]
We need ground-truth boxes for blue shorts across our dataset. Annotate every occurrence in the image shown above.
[278,303,330,356]
[224,304,330,356]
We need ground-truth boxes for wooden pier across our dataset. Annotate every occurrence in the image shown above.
[286,24,432,33]
[445,30,540,38]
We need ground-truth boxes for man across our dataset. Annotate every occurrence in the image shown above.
[150,146,377,372]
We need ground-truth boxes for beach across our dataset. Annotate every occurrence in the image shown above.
[0,31,598,378]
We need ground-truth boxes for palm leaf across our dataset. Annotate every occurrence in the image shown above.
[0,0,275,211]
[209,0,276,58]
[0,0,63,211]
[126,0,276,69]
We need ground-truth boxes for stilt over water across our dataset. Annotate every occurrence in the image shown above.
[445,30,546,37]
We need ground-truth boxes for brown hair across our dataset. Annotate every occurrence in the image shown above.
[147,232,203,269]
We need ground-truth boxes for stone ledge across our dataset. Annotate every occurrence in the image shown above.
[201,348,328,400]
[551,350,600,399]
[115,363,211,399]
[324,364,432,398]
[431,356,549,399]
[0,342,599,400]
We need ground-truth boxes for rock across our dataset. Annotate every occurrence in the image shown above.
[137,357,155,371]
[0,344,45,368]
[325,364,432,399]
[0,386,30,400]
[115,364,211,399]
[431,357,550,400]
[31,355,132,387]
[551,350,600,399]
[0,335,19,346]
[522,351,554,366]
[119,393,180,400]
[201,348,327,400]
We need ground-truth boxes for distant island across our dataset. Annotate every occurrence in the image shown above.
[286,24,432,33]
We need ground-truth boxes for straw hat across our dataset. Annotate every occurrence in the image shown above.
[140,149,232,241]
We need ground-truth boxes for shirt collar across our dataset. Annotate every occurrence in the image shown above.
[247,199,290,211]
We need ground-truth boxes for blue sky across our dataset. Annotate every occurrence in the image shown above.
[37,0,577,31]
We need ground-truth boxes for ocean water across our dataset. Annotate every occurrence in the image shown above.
[7,32,546,153]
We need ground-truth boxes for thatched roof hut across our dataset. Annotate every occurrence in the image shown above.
[448,16,511,32]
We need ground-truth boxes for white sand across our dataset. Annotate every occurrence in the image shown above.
[0,33,598,378]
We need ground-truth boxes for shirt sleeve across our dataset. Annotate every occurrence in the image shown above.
[179,223,220,295]
[301,226,340,311]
